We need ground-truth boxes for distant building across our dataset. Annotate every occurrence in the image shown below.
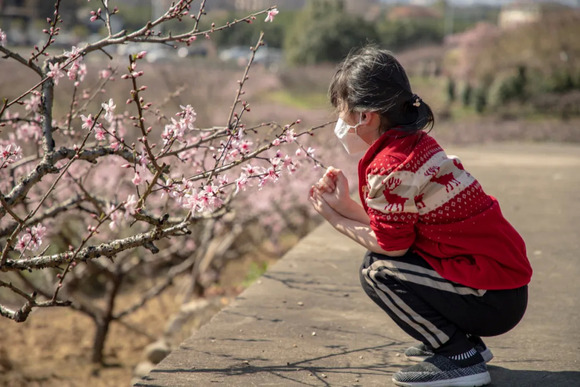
[0,0,39,23]
[0,0,39,44]
[498,1,570,28]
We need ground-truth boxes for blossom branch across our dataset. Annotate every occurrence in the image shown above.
[29,0,62,63]
[76,7,275,59]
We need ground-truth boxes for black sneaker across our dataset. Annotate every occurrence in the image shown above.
[393,353,491,387]
[404,340,493,363]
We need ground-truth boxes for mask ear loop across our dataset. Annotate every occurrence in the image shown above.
[354,112,364,135]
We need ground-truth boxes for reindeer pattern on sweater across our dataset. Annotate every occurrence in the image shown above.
[364,136,489,227]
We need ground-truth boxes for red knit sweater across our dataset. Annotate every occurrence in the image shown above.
[358,130,532,290]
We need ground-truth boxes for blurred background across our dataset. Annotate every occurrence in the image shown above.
[2,0,579,137]
[1,0,578,386]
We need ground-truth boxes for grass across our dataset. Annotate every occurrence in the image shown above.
[241,261,269,287]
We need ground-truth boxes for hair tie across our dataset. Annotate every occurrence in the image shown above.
[411,94,422,107]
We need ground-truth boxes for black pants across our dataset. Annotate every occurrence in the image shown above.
[359,250,528,355]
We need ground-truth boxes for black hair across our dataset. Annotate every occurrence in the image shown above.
[329,45,434,134]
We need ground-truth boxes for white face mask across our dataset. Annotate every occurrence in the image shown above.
[334,113,370,155]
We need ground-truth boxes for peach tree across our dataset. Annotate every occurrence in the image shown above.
[0,0,326,362]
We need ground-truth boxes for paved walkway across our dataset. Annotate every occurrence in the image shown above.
[136,143,580,386]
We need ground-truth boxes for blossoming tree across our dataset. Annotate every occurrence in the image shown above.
[0,1,325,362]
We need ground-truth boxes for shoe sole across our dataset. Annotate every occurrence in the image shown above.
[392,370,491,387]
[405,348,494,364]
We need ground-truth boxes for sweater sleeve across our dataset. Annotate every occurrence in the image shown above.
[365,165,419,252]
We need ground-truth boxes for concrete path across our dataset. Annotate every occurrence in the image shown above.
[136,143,580,386]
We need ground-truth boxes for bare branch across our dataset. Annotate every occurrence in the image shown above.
[2,220,190,271]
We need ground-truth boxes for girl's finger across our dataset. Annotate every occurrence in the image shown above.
[321,175,336,191]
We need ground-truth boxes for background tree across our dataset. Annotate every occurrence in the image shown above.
[285,0,379,65]
[444,9,580,117]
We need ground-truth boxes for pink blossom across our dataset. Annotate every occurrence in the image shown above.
[242,164,258,176]
[94,127,106,141]
[16,122,42,142]
[217,175,229,187]
[265,8,279,23]
[266,167,279,181]
[306,147,316,157]
[162,117,189,144]
[238,140,253,154]
[184,185,224,213]
[179,104,197,126]
[132,172,142,185]
[31,224,47,240]
[15,234,31,253]
[270,156,281,166]
[283,155,296,173]
[0,144,22,165]
[24,94,41,112]
[228,148,240,160]
[102,98,116,122]
[124,194,138,218]
[199,186,223,212]
[15,224,46,253]
[0,29,6,47]
[99,69,112,79]
[47,62,64,85]
[77,63,87,83]
[234,173,249,194]
[64,46,81,59]
[283,129,296,143]
[272,138,281,146]
[108,204,121,231]
[137,152,148,167]
[182,189,200,211]
[80,114,94,130]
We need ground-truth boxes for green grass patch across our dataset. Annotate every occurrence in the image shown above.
[241,261,269,287]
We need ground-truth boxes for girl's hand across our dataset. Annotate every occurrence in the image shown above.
[314,167,338,193]
[314,167,352,214]
[308,185,341,223]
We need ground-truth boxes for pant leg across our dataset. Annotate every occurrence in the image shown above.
[359,250,528,354]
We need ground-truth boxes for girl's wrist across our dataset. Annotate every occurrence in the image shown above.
[334,196,356,215]
[325,209,344,226]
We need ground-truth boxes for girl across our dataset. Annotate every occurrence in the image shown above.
[309,46,532,387]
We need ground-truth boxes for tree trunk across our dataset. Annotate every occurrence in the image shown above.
[91,317,110,363]
[91,272,123,363]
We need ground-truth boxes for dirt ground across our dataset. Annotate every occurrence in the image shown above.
[1,289,181,387]
[0,249,280,387]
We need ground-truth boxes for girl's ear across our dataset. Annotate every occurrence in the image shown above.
[360,111,371,124]
[361,111,380,127]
